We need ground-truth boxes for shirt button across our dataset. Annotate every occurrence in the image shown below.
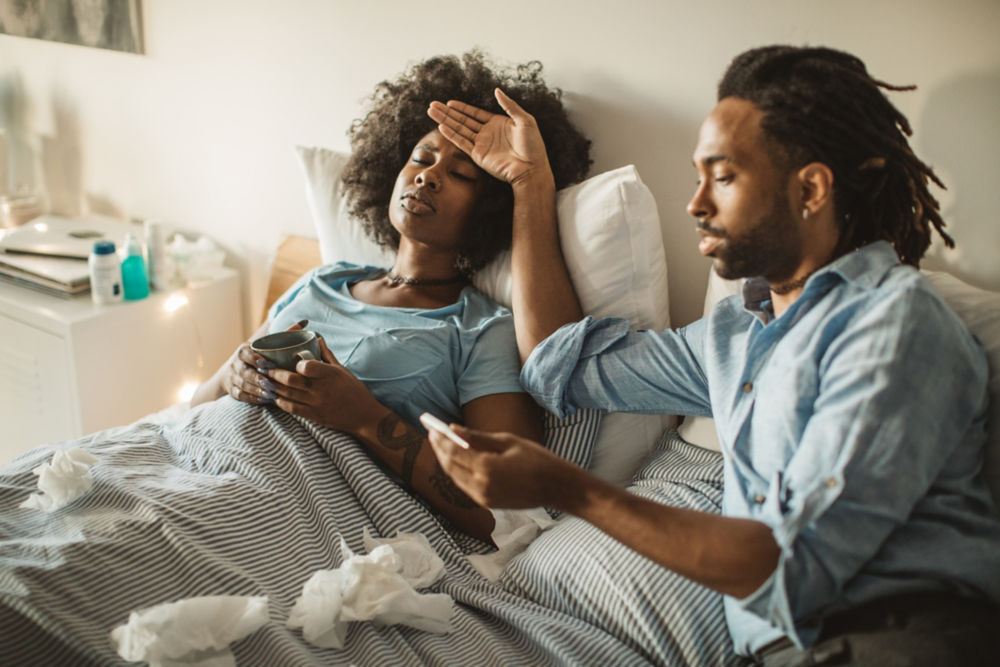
[742,382,753,393]
[825,477,838,489]
[754,494,766,504]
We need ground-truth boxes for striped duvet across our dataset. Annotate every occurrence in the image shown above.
[0,397,744,666]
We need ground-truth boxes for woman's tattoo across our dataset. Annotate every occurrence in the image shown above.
[376,414,423,485]
[430,461,479,509]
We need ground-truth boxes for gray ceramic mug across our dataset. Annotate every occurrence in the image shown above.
[250,330,320,371]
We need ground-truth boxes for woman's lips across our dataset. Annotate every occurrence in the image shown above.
[401,192,435,215]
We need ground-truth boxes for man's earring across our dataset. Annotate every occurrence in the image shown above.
[802,208,810,220]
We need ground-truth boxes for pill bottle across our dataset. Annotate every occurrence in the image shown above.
[89,240,123,305]
[121,233,150,300]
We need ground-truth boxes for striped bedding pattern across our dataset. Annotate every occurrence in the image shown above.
[502,429,746,666]
[0,398,737,665]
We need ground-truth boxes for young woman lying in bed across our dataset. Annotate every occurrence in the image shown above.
[190,51,591,541]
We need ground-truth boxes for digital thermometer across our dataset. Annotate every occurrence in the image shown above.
[419,412,470,449]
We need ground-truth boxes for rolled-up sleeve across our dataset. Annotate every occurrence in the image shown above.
[736,287,991,647]
[520,316,713,419]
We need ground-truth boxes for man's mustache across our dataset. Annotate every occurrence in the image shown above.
[697,219,728,238]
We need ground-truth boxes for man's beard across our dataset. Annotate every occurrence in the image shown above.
[702,193,803,282]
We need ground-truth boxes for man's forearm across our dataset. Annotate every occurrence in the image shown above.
[552,465,780,599]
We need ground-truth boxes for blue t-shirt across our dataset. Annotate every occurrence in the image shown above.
[268,262,524,428]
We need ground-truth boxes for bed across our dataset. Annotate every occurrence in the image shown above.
[2,146,999,667]
[0,158,743,666]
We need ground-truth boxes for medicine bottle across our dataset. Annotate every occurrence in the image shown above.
[144,219,174,291]
[89,241,123,305]
[121,233,150,300]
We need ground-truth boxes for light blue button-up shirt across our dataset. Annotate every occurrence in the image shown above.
[521,241,1000,655]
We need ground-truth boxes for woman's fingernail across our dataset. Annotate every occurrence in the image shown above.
[261,390,277,400]
[259,378,277,392]
[297,319,309,328]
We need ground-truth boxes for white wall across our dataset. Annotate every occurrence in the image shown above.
[2,0,998,333]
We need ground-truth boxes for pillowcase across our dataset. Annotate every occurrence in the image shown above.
[923,271,1000,507]
[296,146,671,485]
[677,266,1000,507]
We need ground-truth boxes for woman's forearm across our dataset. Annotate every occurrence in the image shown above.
[347,392,543,543]
[509,174,583,362]
[352,405,496,541]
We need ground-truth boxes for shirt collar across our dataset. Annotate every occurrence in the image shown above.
[742,241,902,320]
[742,278,773,323]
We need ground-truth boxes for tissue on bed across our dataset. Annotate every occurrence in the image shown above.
[468,507,558,581]
[19,447,99,512]
[287,534,452,648]
[362,527,444,588]
[109,595,269,667]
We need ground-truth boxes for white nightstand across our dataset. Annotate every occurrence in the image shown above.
[0,268,243,463]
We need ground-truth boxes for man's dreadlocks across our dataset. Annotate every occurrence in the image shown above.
[718,45,952,266]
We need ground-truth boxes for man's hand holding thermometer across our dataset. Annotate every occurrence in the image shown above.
[424,411,589,512]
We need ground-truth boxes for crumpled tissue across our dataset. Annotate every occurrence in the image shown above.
[109,595,269,667]
[19,447,99,512]
[286,530,452,648]
[468,507,558,581]
[168,234,225,283]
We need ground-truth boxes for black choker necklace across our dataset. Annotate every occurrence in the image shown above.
[771,270,815,295]
[383,270,467,287]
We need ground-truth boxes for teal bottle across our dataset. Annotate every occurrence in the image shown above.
[121,233,150,300]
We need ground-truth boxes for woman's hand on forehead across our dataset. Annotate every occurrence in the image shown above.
[428,88,553,188]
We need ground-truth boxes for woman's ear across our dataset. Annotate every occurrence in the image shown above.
[797,162,834,218]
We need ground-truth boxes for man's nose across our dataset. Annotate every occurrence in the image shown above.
[686,183,713,219]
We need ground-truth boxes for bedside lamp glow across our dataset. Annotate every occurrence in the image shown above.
[163,293,189,313]
[177,382,199,403]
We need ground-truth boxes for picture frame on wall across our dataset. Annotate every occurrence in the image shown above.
[0,0,143,54]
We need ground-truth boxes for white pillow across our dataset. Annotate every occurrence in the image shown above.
[923,271,1000,507]
[677,266,1000,507]
[296,146,671,485]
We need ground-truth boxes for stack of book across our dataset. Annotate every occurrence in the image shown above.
[0,215,135,298]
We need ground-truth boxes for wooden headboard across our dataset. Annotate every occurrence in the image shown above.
[261,234,322,323]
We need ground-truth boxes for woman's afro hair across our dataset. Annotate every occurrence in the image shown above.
[341,50,592,273]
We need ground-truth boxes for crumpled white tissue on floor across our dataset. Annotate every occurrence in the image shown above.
[286,532,452,649]
[468,507,559,581]
[109,595,269,667]
[19,447,99,512]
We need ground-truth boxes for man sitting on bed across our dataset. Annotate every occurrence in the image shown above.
[427,45,1000,665]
